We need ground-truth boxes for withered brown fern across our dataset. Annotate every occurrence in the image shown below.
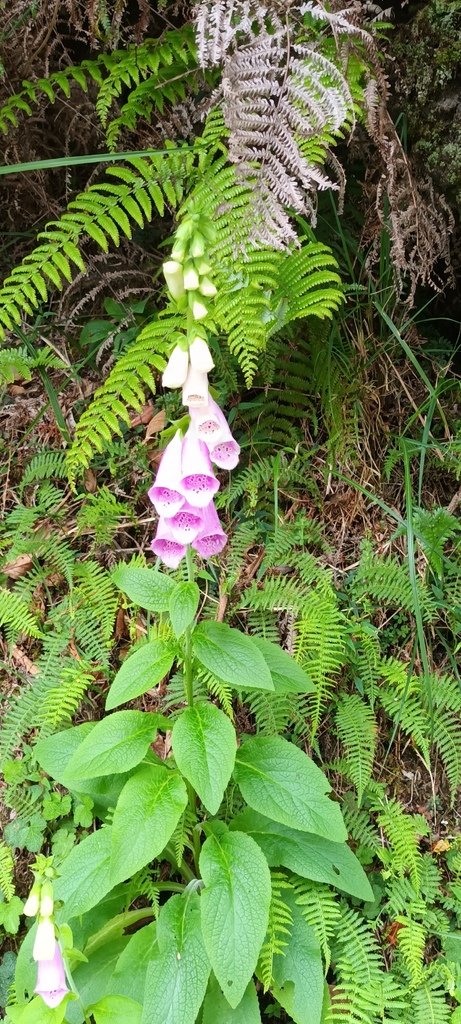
[195,0,454,296]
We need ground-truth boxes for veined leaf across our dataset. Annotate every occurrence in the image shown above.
[142,895,210,1024]
[105,641,175,710]
[193,621,274,691]
[110,765,187,883]
[172,703,237,814]
[65,711,163,779]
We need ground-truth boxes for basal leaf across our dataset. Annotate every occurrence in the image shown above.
[230,809,373,900]
[112,565,175,611]
[169,582,199,638]
[234,737,346,842]
[172,703,236,814]
[141,895,210,1024]
[105,642,175,710]
[202,976,261,1023]
[200,830,271,1008]
[110,765,187,883]
[54,828,114,919]
[65,711,162,780]
[193,622,273,691]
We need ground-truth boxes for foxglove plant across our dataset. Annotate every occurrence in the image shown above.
[149,211,240,568]
[22,859,70,1011]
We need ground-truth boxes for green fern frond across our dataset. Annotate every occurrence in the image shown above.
[294,880,340,973]
[410,979,451,1024]
[328,906,384,1024]
[0,60,102,137]
[204,673,234,718]
[170,805,197,867]
[296,592,346,738]
[0,587,42,640]
[0,842,15,901]
[275,244,343,325]
[0,152,188,345]
[341,796,381,853]
[66,311,181,478]
[336,694,377,806]
[259,872,293,992]
[19,452,68,493]
[0,346,33,385]
[37,662,95,736]
[247,690,302,737]
[395,917,426,986]
[433,708,461,801]
[376,800,429,891]
[351,540,436,621]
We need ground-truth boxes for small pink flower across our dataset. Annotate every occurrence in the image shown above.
[210,438,240,470]
[166,503,203,544]
[35,941,69,1009]
[180,429,219,508]
[192,501,227,557]
[190,398,240,469]
[148,431,185,518]
[151,518,186,569]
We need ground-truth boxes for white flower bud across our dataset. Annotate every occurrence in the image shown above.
[190,234,206,258]
[162,345,189,389]
[163,260,185,300]
[182,366,209,408]
[199,277,217,298]
[33,917,56,962]
[189,337,214,373]
[191,298,208,321]
[183,265,200,291]
[24,887,40,918]
[39,881,54,918]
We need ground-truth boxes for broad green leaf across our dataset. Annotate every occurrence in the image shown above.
[234,737,346,842]
[193,622,273,691]
[54,828,114,919]
[112,923,157,1001]
[141,895,210,1024]
[169,581,199,638]
[87,996,142,1024]
[5,995,71,1024]
[112,565,175,611]
[230,809,373,900]
[202,976,261,1024]
[250,637,315,694]
[66,939,128,1024]
[35,723,94,779]
[34,724,142,816]
[172,703,236,814]
[270,891,324,1024]
[105,642,175,710]
[200,830,271,1008]
[110,765,187,883]
[65,711,162,780]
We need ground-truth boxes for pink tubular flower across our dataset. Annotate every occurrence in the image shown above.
[151,518,186,569]
[210,438,240,470]
[166,503,203,544]
[35,941,69,1009]
[192,501,228,558]
[180,429,219,508]
[148,431,185,518]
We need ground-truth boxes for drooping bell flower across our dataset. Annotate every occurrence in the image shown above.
[190,396,235,450]
[180,429,219,508]
[182,366,209,408]
[189,337,214,373]
[199,277,217,298]
[163,260,185,300]
[148,431,185,518]
[191,297,208,321]
[183,264,200,291]
[193,501,227,557]
[35,941,69,1009]
[162,346,189,389]
[210,437,240,470]
[33,917,56,962]
[166,502,203,544]
[151,518,186,569]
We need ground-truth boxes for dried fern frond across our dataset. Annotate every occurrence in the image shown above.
[195,1,361,247]
[364,82,454,303]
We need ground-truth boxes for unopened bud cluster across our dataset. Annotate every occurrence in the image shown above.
[149,210,239,568]
[24,858,69,1009]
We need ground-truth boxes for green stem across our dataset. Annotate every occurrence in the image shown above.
[183,545,195,708]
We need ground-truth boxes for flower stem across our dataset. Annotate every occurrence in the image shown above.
[184,545,195,708]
